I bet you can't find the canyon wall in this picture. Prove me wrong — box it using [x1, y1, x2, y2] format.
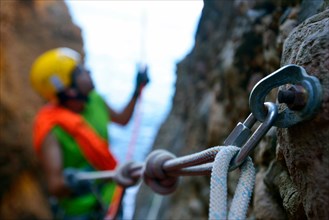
[0, 0, 83, 218]
[134, 0, 329, 219]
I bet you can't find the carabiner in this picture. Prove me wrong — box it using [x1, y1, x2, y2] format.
[249, 64, 322, 128]
[224, 114, 257, 148]
[228, 102, 278, 171]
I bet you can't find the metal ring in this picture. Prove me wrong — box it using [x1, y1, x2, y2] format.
[249, 64, 322, 127]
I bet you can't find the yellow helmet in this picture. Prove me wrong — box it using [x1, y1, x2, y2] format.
[30, 47, 81, 101]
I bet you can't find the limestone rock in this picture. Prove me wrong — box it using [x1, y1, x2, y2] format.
[278, 9, 329, 219]
[134, 1, 329, 219]
[0, 0, 83, 218]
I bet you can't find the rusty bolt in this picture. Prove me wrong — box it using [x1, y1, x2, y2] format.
[277, 85, 308, 110]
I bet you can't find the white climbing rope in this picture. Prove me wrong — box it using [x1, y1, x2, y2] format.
[209, 145, 255, 220]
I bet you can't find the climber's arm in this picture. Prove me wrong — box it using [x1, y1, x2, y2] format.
[39, 133, 70, 197]
[107, 65, 149, 125]
[107, 96, 138, 126]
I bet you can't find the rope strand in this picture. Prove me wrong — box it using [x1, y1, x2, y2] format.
[209, 146, 255, 220]
[163, 147, 221, 172]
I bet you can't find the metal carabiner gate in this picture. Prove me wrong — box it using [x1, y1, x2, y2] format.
[224, 102, 278, 171]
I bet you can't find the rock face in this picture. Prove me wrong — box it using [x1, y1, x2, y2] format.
[277, 9, 329, 219]
[0, 0, 83, 218]
[134, 0, 329, 219]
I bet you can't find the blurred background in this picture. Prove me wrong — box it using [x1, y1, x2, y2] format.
[1, 0, 328, 219]
[65, 1, 202, 218]
[66, 0, 203, 167]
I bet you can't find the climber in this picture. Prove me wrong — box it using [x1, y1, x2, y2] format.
[29, 47, 149, 219]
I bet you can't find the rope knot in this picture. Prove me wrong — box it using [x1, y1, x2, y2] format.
[114, 161, 140, 187]
[143, 149, 179, 195]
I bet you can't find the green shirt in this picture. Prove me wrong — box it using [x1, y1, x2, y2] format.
[52, 91, 116, 216]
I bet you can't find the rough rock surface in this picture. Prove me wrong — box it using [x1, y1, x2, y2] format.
[278, 9, 329, 219]
[134, 0, 329, 219]
[0, 0, 83, 218]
